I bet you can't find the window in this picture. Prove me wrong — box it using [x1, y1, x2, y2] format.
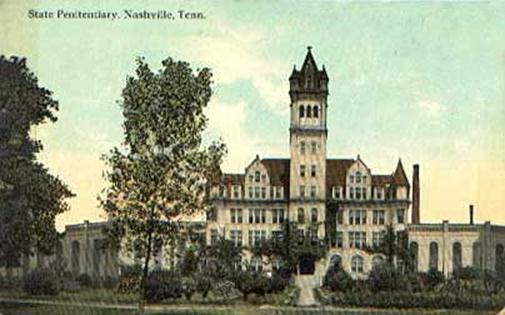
[248, 209, 265, 224]
[272, 230, 283, 240]
[336, 210, 343, 224]
[373, 210, 385, 225]
[299, 105, 305, 118]
[376, 189, 382, 200]
[261, 209, 266, 223]
[372, 231, 385, 247]
[350, 175, 354, 184]
[254, 187, 260, 199]
[300, 165, 306, 177]
[349, 231, 366, 248]
[261, 187, 266, 199]
[311, 141, 317, 154]
[351, 255, 364, 273]
[313, 105, 319, 118]
[297, 208, 305, 223]
[300, 185, 305, 198]
[71, 241, 80, 276]
[472, 242, 482, 269]
[310, 185, 316, 198]
[272, 259, 281, 271]
[336, 232, 343, 248]
[251, 256, 263, 272]
[355, 187, 361, 199]
[311, 208, 318, 223]
[306, 105, 312, 117]
[362, 176, 367, 184]
[349, 210, 367, 225]
[410, 242, 419, 271]
[230, 230, 242, 247]
[311, 165, 316, 177]
[356, 172, 361, 183]
[249, 230, 267, 246]
[362, 188, 367, 200]
[300, 141, 306, 154]
[254, 171, 260, 183]
[496, 244, 505, 275]
[233, 186, 240, 198]
[272, 208, 285, 224]
[249, 174, 253, 182]
[230, 208, 243, 224]
[397, 208, 405, 224]
[349, 187, 354, 199]
[261, 174, 266, 182]
[210, 229, 219, 245]
[430, 242, 439, 271]
[335, 187, 341, 199]
[275, 187, 281, 199]
[453, 242, 462, 271]
[372, 255, 384, 267]
[248, 187, 253, 198]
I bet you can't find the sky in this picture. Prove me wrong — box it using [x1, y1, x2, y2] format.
[1, 0, 504, 231]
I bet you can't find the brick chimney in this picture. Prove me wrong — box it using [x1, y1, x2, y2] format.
[411, 164, 420, 224]
[469, 204, 474, 225]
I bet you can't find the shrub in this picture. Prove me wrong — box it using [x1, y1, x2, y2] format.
[143, 269, 183, 302]
[117, 264, 141, 294]
[268, 273, 289, 293]
[22, 268, 59, 295]
[194, 271, 213, 298]
[453, 266, 482, 280]
[323, 266, 353, 292]
[102, 276, 118, 290]
[181, 277, 196, 300]
[367, 263, 406, 292]
[76, 273, 92, 287]
[422, 268, 445, 289]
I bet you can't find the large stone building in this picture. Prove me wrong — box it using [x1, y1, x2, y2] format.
[3, 48, 505, 283]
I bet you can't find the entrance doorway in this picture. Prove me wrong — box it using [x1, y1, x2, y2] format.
[298, 254, 316, 274]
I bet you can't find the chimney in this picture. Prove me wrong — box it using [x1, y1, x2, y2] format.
[469, 204, 474, 225]
[411, 164, 420, 224]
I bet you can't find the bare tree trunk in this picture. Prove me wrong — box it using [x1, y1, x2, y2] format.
[138, 230, 153, 315]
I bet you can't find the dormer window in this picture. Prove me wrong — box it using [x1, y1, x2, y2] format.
[254, 171, 260, 183]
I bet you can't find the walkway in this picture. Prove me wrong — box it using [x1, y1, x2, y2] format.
[294, 274, 320, 306]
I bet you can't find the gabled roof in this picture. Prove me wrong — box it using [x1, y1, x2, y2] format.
[223, 173, 244, 186]
[393, 159, 410, 188]
[326, 159, 355, 188]
[372, 175, 393, 186]
[261, 158, 290, 192]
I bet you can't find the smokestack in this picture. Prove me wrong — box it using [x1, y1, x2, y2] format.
[469, 204, 474, 225]
[412, 164, 420, 224]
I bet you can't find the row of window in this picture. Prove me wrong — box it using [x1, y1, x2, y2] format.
[246, 186, 283, 199]
[299, 104, 319, 118]
[331, 186, 384, 200]
[349, 172, 367, 184]
[334, 231, 386, 249]
[337, 209, 403, 225]
[300, 141, 318, 155]
[299, 164, 317, 177]
[229, 208, 318, 224]
[230, 208, 285, 224]
[299, 185, 318, 198]
[210, 228, 319, 247]
[330, 254, 384, 274]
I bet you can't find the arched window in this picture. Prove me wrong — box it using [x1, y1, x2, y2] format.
[306, 105, 312, 118]
[93, 238, 102, 277]
[452, 242, 462, 272]
[496, 244, 505, 275]
[71, 240, 80, 276]
[410, 242, 419, 272]
[311, 208, 318, 223]
[473, 242, 482, 269]
[329, 255, 342, 270]
[372, 255, 384, 267]
[313, 105, 319, 118]
[298, 208, 305, 223]
[429, 242, 439, 271]
[299, 105, 305, 118]
[351, 255, 364, 273]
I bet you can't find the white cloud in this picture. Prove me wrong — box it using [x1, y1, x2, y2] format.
[174, 29, 288, 115]
[416, 100, 447, 117]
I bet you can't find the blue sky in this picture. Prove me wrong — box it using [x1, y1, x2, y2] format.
[1, 0, 504, 229]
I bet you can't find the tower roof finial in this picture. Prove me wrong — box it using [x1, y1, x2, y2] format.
[307, 46, 312, 51]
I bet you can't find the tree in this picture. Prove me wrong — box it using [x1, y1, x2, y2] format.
[101, 57, 225, 313]
[367, 224, 411, 272]
[0, 56, 73, 274]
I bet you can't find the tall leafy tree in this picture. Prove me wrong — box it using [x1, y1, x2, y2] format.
[101, 57, 225, 312]
[0, 56, 73, 273]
